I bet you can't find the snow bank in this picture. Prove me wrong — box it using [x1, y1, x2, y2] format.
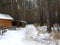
[0, 24, 60, 45]
[37, 26, 47, 33]
[25, 25, 59, 45]
[25, 24, 37, 31]
[25, 25, 38, 39]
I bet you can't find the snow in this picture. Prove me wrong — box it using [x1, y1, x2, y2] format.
[0, 14, 13, 20]
[0, 24, 60, 45]
[25, 25, 38, 39]
[37, 26, 47, 33]
[0, 30, 26, 45]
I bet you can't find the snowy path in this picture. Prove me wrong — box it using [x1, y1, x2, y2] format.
[0, 27, 38, 45]
[0, 25, 46, 45]
[0, 25, 60, 45]
[0, 29, 26, 45]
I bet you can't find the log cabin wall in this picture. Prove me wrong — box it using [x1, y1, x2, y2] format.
[0, 19, 12, 27]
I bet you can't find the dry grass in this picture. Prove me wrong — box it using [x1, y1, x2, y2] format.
[53, 31, 60, 40]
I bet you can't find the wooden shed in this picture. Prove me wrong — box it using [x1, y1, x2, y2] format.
[0, 14, 13, 27]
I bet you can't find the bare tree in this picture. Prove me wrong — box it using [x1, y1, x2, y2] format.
[44, 0, 51, 33]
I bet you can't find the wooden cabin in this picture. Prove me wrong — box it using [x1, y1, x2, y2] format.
[0, 14, 13, 27]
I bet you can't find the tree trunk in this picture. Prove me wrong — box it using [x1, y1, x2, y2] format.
[45, 0, 51, 33]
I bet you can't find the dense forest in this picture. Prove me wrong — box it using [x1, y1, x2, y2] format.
[0, 0, 60, 32]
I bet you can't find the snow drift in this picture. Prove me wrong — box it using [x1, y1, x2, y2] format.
[0, 24, 60, 45]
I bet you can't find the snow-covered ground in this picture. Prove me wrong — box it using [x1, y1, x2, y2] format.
[0, 24, 60, 45]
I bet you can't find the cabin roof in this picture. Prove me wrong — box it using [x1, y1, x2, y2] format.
[0, 14, 13, 20]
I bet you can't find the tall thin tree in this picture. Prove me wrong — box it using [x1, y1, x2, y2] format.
[45, 0, 51, 33]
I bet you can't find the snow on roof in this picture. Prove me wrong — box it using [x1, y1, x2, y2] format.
[0, 14, 13, 20]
